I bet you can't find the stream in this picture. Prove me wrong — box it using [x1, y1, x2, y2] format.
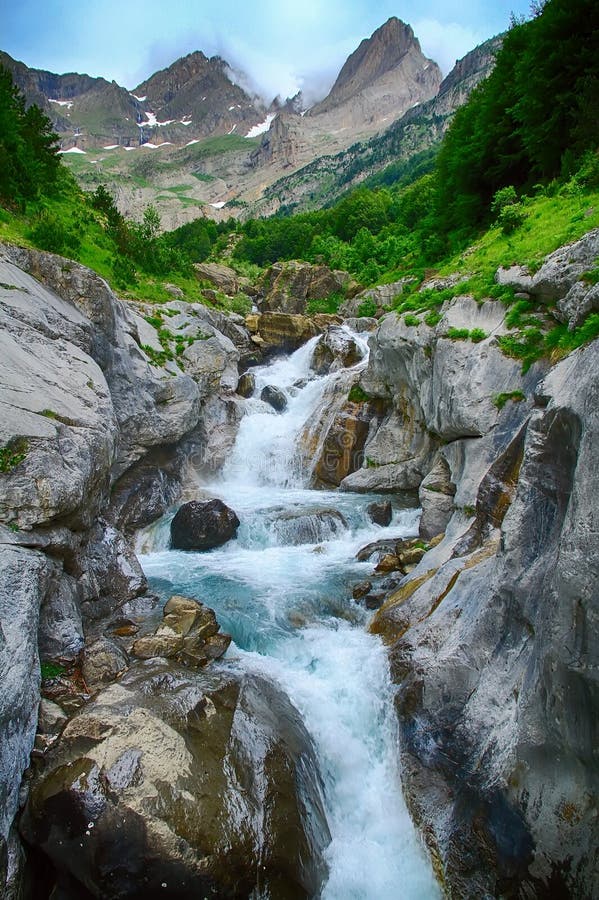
[138, 332, 440, 899]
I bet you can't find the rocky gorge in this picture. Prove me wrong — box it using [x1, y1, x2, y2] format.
[0, 228, 598, 898]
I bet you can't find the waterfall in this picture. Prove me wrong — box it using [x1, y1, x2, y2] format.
[139, 332, 440, 899]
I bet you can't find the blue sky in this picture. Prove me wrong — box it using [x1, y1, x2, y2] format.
[4, 0, 532, 100]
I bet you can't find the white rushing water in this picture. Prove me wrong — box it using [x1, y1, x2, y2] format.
[139, 331, 440, 899]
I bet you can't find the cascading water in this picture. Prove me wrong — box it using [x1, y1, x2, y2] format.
[139, 329, 440, 899]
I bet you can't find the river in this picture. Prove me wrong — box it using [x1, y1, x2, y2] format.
[138, 332, 440, 899]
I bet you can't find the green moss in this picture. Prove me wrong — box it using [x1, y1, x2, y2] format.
[40, 661, 65, 680]
[492, 390, 526, 410]
[0, 440, 28, 473]
[348, 384, 370, 403]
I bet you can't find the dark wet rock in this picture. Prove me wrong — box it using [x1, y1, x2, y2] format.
[366, 500, 393, 526]
[271, 508, 348, 545]
[261, 384, 288, 412]
[81, 637, 129, 691]
[352, 580, 372, 600]
[170, 499, 240, 551]
[236, 371, 256, 398]
[356, 538, 402, 563]
[21, 663, 331, 899]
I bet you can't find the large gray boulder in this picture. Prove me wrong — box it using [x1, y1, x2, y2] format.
[20, 663, 331, 899]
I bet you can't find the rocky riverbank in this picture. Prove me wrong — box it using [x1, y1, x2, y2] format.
[0, 234, 597, 898]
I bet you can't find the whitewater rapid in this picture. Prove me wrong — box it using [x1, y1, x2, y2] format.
[139, 330, 440, 899]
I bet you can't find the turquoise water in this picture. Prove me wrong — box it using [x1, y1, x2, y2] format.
[139, 334, 440, 899]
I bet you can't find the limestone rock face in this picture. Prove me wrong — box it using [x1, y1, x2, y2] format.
[369, 339, 599, 897]
[496, 228, 599, 328]
[170, 499, 240, 551]
[341, 297, 524, 494]
[418, 453, 455, 541]
[309, 17, 441, 127]
[260, 261, 353, 315]
[0, 546, 53, 856]
[0, 243, 248, 889]
[256, 312, 319, 353]
[21, 663, 331, 899]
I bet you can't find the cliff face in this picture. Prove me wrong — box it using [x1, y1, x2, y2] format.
[0, 244, 248, 893]
[310, 17, 441, 118]
[332, 231, 599, 897]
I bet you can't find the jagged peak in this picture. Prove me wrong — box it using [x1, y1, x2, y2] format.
[310, 17, 440, 116]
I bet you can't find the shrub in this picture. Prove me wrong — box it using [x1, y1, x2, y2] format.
[306, 291, 344, 315]
[424, 310, 442, 327]
[357, 297, 378, 318]
[498, 202, 526, 234]
[446, 327, 470, 340]
[404, 313, 420, 327]
[348, 384, 370, 403]
[493, 390, 526, 409]
[470, 328, 487, 342]
[30, 212, 81, 256]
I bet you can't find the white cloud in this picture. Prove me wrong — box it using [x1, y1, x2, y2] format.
[413, 18, 488, 74]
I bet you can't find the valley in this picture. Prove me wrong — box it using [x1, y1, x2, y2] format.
[0, 2, 598, 897]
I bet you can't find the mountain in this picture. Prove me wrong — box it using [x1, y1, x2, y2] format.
[133, 52, 266, 144]
[0, 22, 495, 227]
[249, 18, 442, 185]
[253, 36, 501, 216]
[310, 17, 441, 120]
[0, 49, 266, 148]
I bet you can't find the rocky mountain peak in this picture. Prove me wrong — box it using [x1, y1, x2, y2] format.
[311, 17, 438, 115]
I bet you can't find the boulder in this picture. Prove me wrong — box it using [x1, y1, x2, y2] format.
[366, 500, 393, 526]
[194, 261, 239, 295]
[182, 333, 239, 395]
[170, 499, 240, 551]
[21, 663, 331, 899]
[261, 384, 288, 412]
[81, 637, 129, 691]
[256, 312, 319, 354]
[311, 326, 364, 375]
[236, 371, 255, 398]
[131, 595, 230, 668]
[271, 508, 348, 545]
[352, 580, 372, 600]
[260, 261, 353, 315]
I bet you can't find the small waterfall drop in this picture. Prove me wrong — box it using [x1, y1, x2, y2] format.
[139, 330, 440, 899]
